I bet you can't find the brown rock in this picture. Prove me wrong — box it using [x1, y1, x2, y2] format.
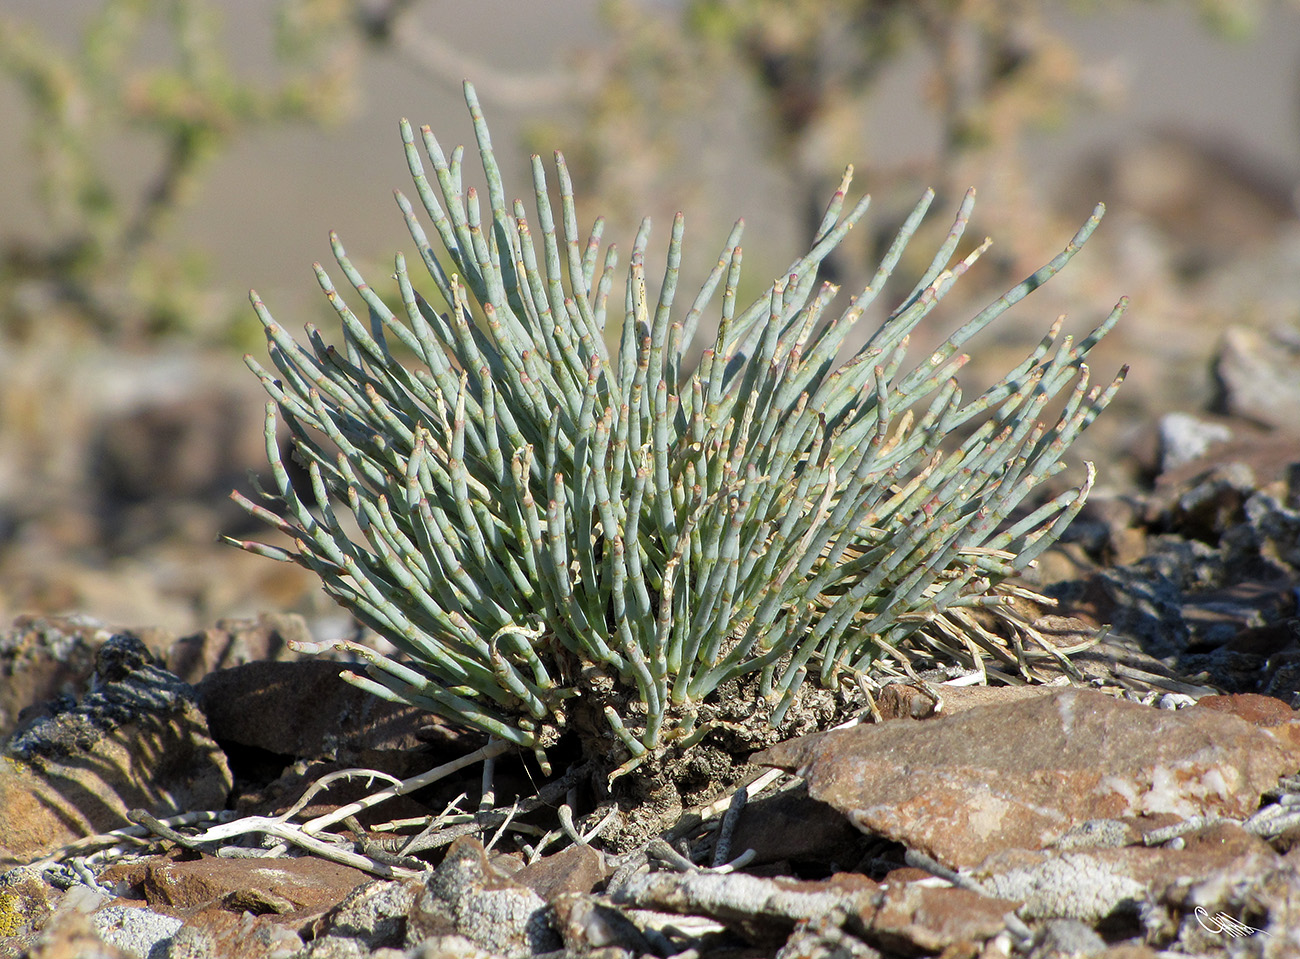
[164, 613, 311, 686]
[757, 687, 1300, 870]
[513, 843, 606, 900]
[195, 659, 432, 764]
[727, 781, 868, 868]
[129, 854, 368, 918]
[1177, 820, 1276, 862]
[861, 880, 1018, 954]
[1193, 692, 1296, 727]
[0, 616, 114, 738]
[879, 866, 931, 885]
[1225, 619, 1300, 658]
[1155, 821, 1287, 914]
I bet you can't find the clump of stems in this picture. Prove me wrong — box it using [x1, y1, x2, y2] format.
[229, 81, 1125, 779]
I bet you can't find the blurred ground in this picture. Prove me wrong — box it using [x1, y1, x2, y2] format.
[1, 1, 1298, 637]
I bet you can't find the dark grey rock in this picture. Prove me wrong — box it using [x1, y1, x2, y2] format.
[4, 634, 194, 763]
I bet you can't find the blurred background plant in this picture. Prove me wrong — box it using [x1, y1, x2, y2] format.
[0, 0, 1297, 638]
[0, 0, 371, 345]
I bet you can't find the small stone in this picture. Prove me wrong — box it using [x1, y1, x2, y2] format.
[876, 682, 1060, 721]
[160, 924, 221, 959]
[309, 877, 418, 950]
[1157, 413, 1232, 474]
[549, 892, 656, 955]
[20, 903, 130, 959]
[163, 908, 306, 959]
[512, 843, 606, 900]
[860, 880, 1017, 954]
[1215, 326, 1300, 430]
[1051, 818, 1140, 850]
[407, 837, 557, 956]
[1026, 918, 1107, 958]
[296, 931, 371, 958]
[1176, 463, 1259, 540]
[404, 933, 506, 958]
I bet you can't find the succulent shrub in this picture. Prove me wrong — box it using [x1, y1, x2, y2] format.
[229, 81, 1125, 785]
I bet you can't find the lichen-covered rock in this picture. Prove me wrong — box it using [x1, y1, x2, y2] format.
[0, 864, 57, 941]
[90, 905, 183, 959]
[0, 634, 230, 866]
[309, 876, 419, 951]
[407, 837, 558, 957]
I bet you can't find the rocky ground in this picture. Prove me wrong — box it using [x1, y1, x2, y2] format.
[2, 137, 1300, 957]
[2, 379, 1300, 957]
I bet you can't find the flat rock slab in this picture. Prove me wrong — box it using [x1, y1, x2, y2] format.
[974, 821, 1283, 922]
[105, 852, 370, 918]
[757, 687, 1300, 869]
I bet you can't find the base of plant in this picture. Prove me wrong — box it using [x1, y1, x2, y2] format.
[563, 673, 869, 853]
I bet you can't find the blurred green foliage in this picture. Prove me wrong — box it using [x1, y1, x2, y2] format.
[0, 0, 362, 344]
[0, 0, 1284, 347]
[556, 0, 1292, 281]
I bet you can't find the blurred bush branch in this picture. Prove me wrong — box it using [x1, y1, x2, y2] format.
[0, 0, 365, 343]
